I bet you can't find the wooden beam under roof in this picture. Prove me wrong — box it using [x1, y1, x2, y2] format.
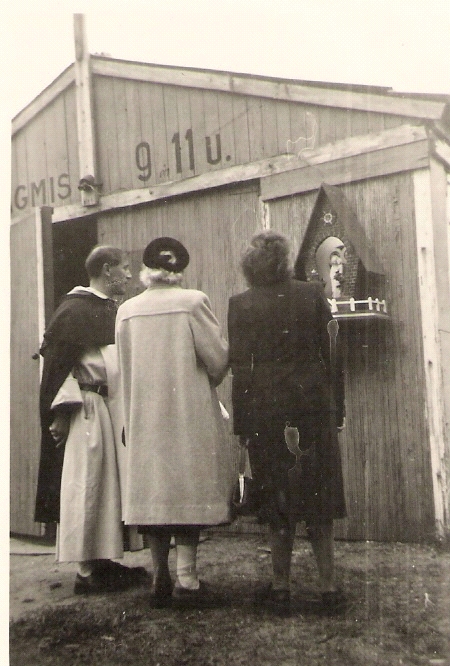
[92, 56, 447, 120]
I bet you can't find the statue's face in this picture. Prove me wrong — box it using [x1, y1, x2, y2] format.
[315, 237, 347, 298]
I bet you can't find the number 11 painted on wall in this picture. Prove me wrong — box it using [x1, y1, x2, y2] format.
[171, 129, 222, 173]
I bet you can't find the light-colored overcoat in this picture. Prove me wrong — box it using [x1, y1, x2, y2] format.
[116, 285, 233, 526]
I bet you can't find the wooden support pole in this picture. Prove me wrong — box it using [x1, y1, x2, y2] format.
[74, 14, 98, 206]
[413, 167, 450, 540]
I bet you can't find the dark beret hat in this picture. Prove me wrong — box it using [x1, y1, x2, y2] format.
[142, 237, 190, 272]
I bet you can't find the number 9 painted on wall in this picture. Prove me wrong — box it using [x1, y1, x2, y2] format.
[135, 142, 152, 182]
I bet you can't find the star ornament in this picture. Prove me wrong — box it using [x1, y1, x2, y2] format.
[322, 212, 334, 225]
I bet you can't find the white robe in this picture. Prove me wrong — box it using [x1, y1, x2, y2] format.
[55, 346, 124, 562]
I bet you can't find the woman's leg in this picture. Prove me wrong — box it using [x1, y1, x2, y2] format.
[174, 527, 201, 590]
[249, 429, 296, 593]
[269, 524, 295, 590]
[146, 527, 172, 592]
[307, 521, 336, 592]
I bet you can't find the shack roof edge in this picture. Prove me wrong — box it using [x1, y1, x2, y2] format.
[12, 55, 450, 137]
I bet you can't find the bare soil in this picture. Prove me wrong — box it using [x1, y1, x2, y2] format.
[10, 532, 450, 665]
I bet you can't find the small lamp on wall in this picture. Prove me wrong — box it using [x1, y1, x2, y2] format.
[78, 174, 102, 207]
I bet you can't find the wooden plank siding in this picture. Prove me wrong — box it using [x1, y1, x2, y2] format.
[113, 78, 136, 192]
[11, 71, 424, 218]
[146, 83, 170, 184]
[90, 57, 447, 120]
[189, 89, 208, 177]
[269, 173, 435, 542]
[202, 90, 222, 172]
[92, 76, 121, 194]
[413, 165, 450, 537]
[11, 85, 79, 217]
[10, 214, 44, 536]
[63, 86, 80, 199]
[87, 77, 423, 192]
[341, 175, 434, 542]
[20, 110, 48, 209]
[43, 94, 71, 205]
[217, 92, 237, 171]
[260, 140, 429, 201]
[11, 129, 29, 214]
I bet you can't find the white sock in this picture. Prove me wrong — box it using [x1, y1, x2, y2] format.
[78, 561, 94, 577]
[175, 543, 199, 590]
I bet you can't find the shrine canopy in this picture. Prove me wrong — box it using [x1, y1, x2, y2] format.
[295, 183, 389, 322]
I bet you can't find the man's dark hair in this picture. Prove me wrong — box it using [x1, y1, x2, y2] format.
[85, 245, 123, 278]
[241, 230, 291, 286]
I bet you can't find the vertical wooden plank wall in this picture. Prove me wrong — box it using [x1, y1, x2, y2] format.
[11, 73, 424, 220]
[413, 164, 450, 538]
[202, 90, 222, 171]
[93, 76, 120, 194]
[112, 78, 136, 191]
[11, 86, 79, 217]
[11, 130, 28, 213]
[62, 86, 81, 193]
[97, 180, 260, 328]
[10, 215, 43, 536]
[342, 174, 434, 541]
[90, 77, 415, 198]
[269, 173, 434, 542]
[217, 91, 237, 168]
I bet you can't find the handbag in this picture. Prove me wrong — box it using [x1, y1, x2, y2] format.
[231, 444, 258, 517]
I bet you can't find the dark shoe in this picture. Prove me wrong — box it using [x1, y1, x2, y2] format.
[74, 573, 113, 595]
[254, 583, 291, 615]
[150, 577, 173, 607]
[172, 580, 210, 605]
[321, 589, 347, 616]
[95, 560, 150, 587]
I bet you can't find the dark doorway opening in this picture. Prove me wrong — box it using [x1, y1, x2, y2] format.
[52, 217, 98, 307]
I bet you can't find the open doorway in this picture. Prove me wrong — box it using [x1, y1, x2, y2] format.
[52, 217, 98, 307]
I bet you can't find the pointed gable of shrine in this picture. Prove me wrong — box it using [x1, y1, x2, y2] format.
[295, 183, 389, 320]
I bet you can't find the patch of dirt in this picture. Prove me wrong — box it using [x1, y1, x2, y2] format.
[9, 541, 151, 622]
[10, 533, 450, 666]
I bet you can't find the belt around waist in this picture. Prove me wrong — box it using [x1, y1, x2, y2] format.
[79, 383, 108, 397]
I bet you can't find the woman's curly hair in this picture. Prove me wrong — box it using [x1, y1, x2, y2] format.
[140, 266, 183, 287]
[241, 230, 292, 286]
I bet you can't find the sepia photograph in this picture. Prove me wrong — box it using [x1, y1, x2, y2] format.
[6, 1, 450, 664]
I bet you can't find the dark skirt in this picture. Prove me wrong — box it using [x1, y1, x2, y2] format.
[246, 412, 346, 529]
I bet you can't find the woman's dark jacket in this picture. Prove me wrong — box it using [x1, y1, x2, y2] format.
[228, 278, 344, 435]
[34, 291, 117, 524]
[228, 278, 346, 522]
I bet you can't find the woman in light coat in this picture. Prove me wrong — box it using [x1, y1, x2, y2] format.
[116, 237, 233, 603]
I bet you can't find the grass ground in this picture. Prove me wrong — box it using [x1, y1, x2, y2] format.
[10, 533, 450, 665]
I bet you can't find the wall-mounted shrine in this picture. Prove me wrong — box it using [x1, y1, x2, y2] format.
[295, 183, 389, 323]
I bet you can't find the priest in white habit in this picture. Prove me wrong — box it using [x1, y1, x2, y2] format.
[35, 245, 147, 594]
